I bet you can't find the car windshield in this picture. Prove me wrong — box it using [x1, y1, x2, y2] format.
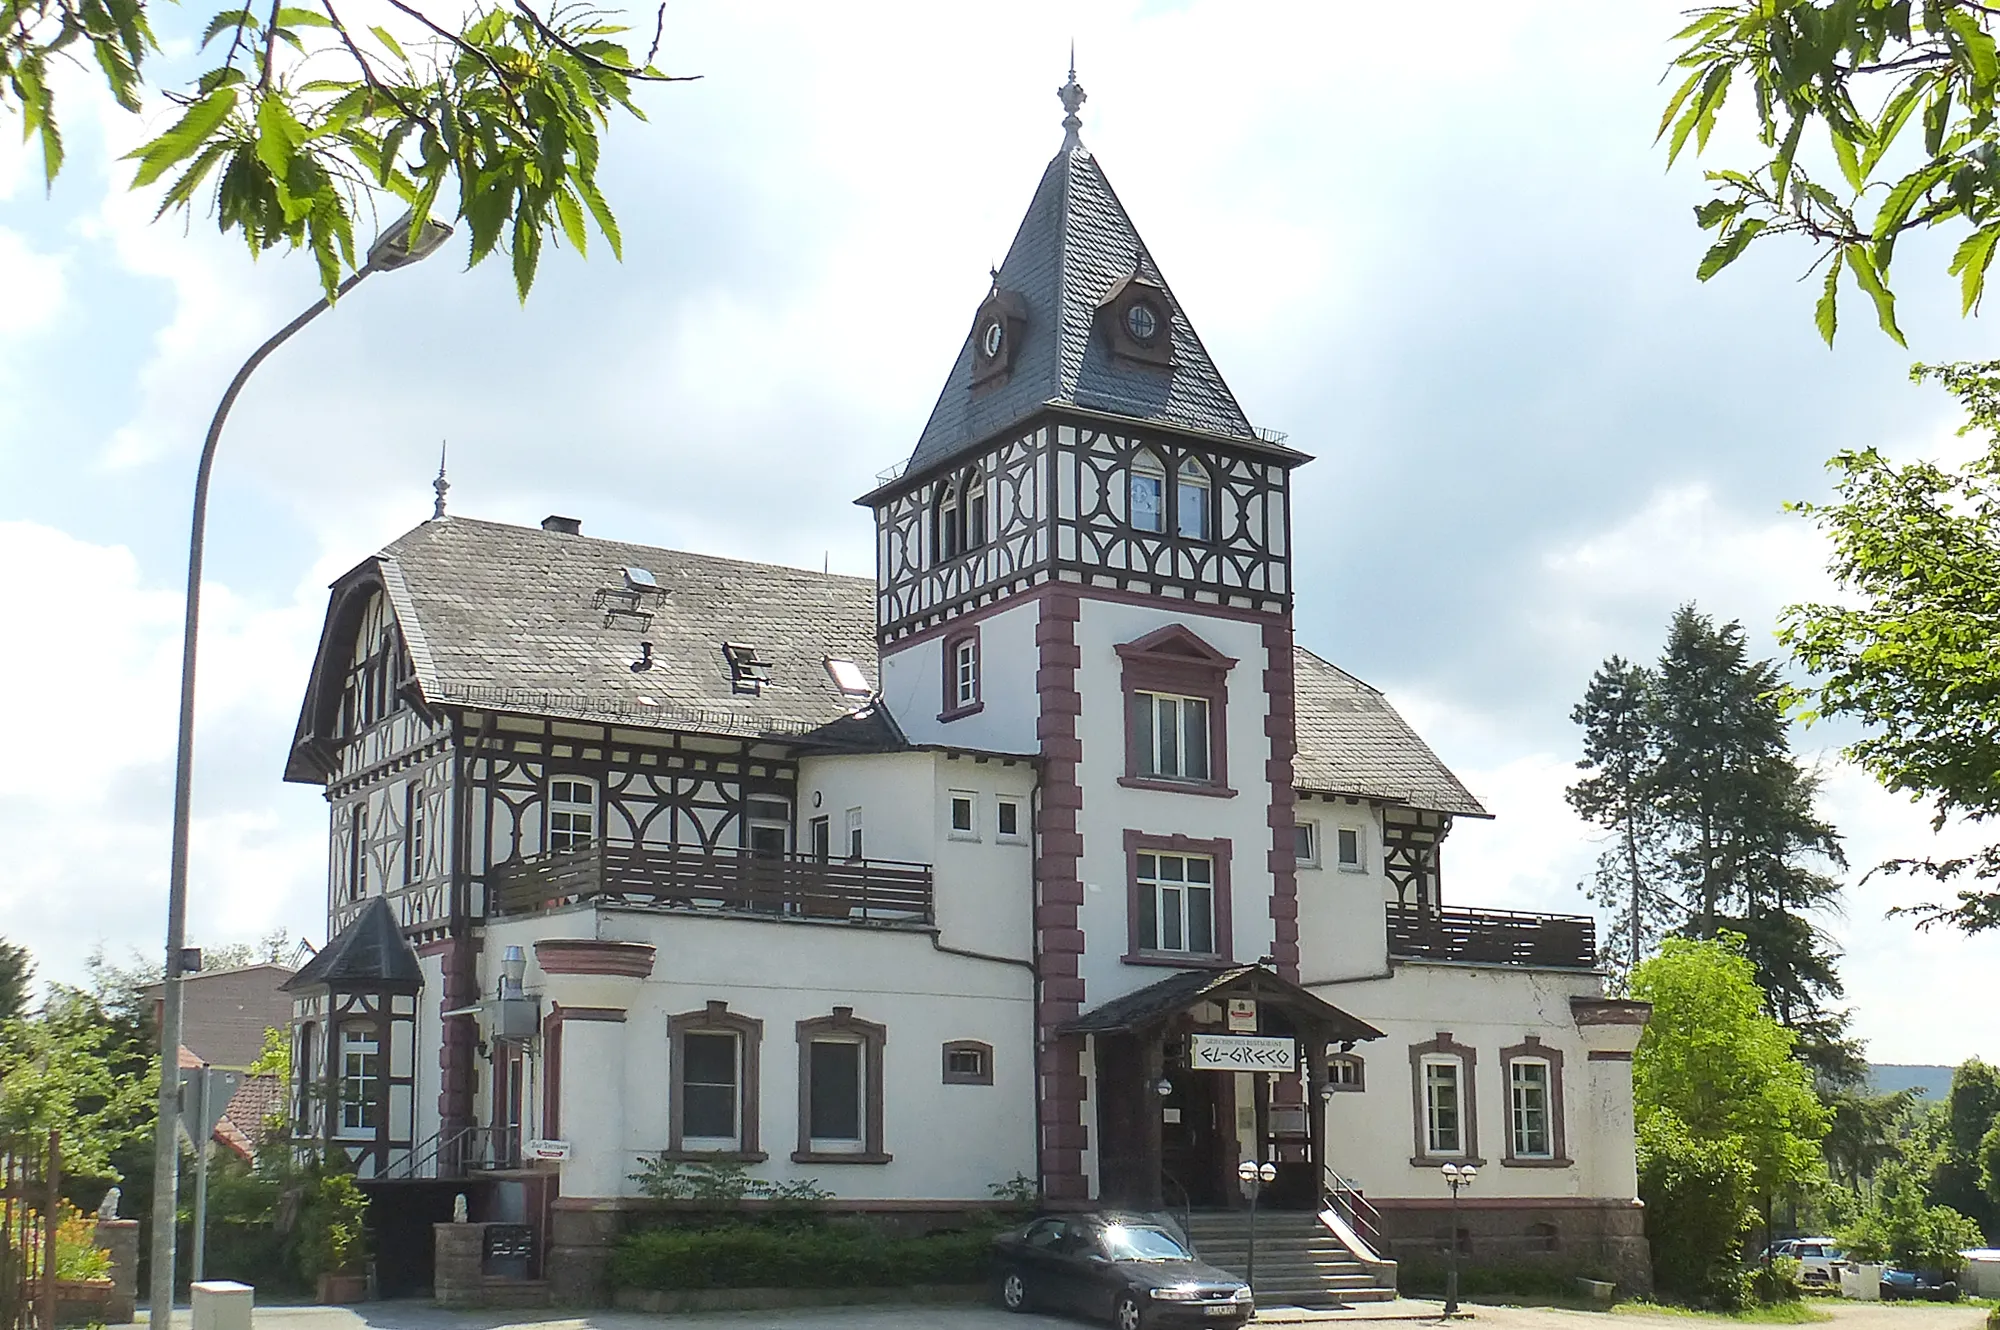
[1100, 1224, 1191, 1262]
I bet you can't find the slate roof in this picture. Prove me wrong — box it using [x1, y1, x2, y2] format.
[1063, 964, 1383, 1043]
[905, 140, 1259, 479]
[292, 517, 902, 770]
[283, 897, 423, 992]
[1292, 647, 1490, 818]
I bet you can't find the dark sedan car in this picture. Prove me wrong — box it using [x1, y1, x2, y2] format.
[993, 1212, 1253, 1329]
[1879, 1267, 1960, 1301]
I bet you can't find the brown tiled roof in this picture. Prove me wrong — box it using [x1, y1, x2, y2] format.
[1292, 647, 1489, 818]
[215, 1075, 286, 1162]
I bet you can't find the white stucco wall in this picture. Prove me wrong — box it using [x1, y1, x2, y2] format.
[1309, 962, 1636, 1203]
[479, 907, 1037, 1202]
[1070, 599, 1277, 1009]
[880, 598, 1042, 755]
[1293, 796, 1392, 983]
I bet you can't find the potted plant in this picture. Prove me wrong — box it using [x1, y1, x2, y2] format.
[299, 1170, 371, 1303]
[49, 1206, 115, 1326]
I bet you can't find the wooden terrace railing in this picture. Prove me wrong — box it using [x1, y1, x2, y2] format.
[1385, 902, 1596, 970]
[487, 842, 935, 926]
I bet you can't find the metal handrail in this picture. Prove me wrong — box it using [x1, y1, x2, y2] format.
[387, 1125, 518, 1180]
[1160, 1169, 1193, 1250]
[1322, 1163, 1382, 1255]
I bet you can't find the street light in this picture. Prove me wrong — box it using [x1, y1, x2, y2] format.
[1440, 1162, 1478, 1316]
[1236, 1157, 1278, 1301]
[147, 210, 453, 1327]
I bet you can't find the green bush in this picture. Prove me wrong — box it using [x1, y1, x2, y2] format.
[1838, 1164, 1985, 1274]
[608, 1220, 998, 1290]
[627, 1156, 831, 1208]
[1747, 1256, 1804, 1304]
[1638, 1109, 1756, 1306]
[1396, 1260, 1607, 1299]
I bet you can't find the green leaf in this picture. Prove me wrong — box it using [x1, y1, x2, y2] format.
[199, 9, 258, 47]
[554, 184, 587, 254]
[575, 173, 621, 260]
[1948, 223, 2000, 315]
[1830, 124, 1864, 193]
[127, 88, 237, 187]
[1816, 251, 1843, 347]
[1944, 8, 1999, 87]
[272, 7, 332, 27]
[1696, 218, 1766, 281]
[368, 25, 406, 61]
[253, 93, 304, 186]
[1772, 118, 1805, 207]
[1844, 245, 1906, 346]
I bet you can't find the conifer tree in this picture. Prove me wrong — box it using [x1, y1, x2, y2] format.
[1567, 658, 1678, 978]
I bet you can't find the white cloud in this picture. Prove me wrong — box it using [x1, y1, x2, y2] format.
[0, 522, 326, 992]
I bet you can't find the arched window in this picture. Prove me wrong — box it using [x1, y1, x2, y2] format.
[548, 776, 597, 852]
[1176, 457, 1210, 540]
[1130, 450, 1166, 533]
[933, 469, 986, 562]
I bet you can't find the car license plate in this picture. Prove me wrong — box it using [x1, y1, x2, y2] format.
[1204, 1306, 1235, 1317]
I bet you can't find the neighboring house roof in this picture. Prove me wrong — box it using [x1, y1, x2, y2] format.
[143, 963, 296, 1071]
[1291, 647, 1490, 818]
[288, 517, 902, 779]
[213, 1075, 286, 1163]
[283, 897, 423, 992]
[903, 137, 1265, 481]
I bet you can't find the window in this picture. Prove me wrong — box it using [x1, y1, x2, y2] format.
[1502, 1037, 1567, 1166]
[668, 1002, 763, 1159]
[1132, 691, 1211, 781]
[347, 804, 369, 900]
[1423, 1058, 1462, 1156]
[1294, 821, 1319, 868]
[948, 791, 977, 840]
[1510, 1060, 1551, 1159]
[1327, 1053, 1365, 1091]
[845, 808, 863, 861]
[747, 796, 790, 857]
[1130, 451, 1166, 532]
[405, 784, 426, 885]
[681, 1032, 740, 1144]
[1176, 458, 1210, 540]
[942, 1040, 993, 1085]
[548, 777, 596, 852]
[1410, 1034, 1480, 1164]
[996, 797, 1024, 842]
[1135, 851, 1216, 956]
[722, 642, 772, 694]
[338, 1028, 381, 1136]
[809, 816, 830, 862]
[935, 470, 986, 560]
[294, 1023, 317, 1131]
[794, 1008, 889, 1163]
[1336, 826, 1364, 872]
[941, 629, 981, 719]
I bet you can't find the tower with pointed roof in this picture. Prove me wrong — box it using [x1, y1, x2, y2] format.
[864, 68, 1312, 1203]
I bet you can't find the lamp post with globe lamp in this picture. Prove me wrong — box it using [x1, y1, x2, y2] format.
[1441, 1162, 1477, 1315]
[1237, 1157, 1278, 1300]
[147, 211, 453, 1326]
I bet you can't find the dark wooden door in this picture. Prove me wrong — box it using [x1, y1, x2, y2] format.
[1160, 1067, 1231, 1208]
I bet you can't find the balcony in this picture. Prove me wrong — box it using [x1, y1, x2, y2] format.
[487, 842, 934, 926]
[1385, 902, 1597, 970]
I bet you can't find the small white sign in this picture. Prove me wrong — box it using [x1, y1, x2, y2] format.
[1190, 1034, 1297, 1073]
[526, 1138, 570, 1161]
[1226, 999, 1258, 1033]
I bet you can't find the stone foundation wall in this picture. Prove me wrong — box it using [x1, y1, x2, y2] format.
[94, 1219, 139, 1324]
[1373, 1199, 1651, 1295]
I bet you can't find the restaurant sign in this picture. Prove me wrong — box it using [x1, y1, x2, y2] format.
[1189, 1033, 1297, 1073]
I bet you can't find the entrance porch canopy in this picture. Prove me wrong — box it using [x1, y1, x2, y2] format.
[1061, 964, 1384, 1045]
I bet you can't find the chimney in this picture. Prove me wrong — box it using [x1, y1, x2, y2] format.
[541, 515, 581, 535]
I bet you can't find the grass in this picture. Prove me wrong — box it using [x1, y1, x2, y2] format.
[1610, 1301, 1833, 1324]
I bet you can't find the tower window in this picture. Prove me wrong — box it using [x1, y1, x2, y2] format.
[940, 628, 981, 720]
[1130, 452, 1166, 533]
[1176, 458, 1210, 540]
[1132, 691, 1211, 782]
[1337, 826, 1364, 871]
[1134, 851, 1217, 956]
[934, 470, 987, 561]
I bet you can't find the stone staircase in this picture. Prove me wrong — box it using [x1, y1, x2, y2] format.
[1182, 1210, 1398, 1310]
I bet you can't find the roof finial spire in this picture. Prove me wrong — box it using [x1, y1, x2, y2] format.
[432, 441, 450, 520]
[1058, 48, 1086, 150]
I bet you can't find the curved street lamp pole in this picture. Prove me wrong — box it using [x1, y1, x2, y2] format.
[147, 216, 452, 1326]
[1236, 1155, 1277, 1303]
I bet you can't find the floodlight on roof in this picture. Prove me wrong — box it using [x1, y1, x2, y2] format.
[825, 658, 871, 697]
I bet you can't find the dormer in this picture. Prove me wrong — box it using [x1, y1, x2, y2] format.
[1097, 268, 1174, 369]
[969, 286, 1028, 390]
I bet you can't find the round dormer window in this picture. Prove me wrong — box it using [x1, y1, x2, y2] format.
[982, 320, 1005, 359]
[1124, 301, 1160, 344]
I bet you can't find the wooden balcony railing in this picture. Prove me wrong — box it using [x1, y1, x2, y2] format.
[1385, 902, 1597, 970]
[486, 842, 934, 925]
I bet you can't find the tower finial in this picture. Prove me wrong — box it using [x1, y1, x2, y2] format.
[1058, 51, 1086, 150]
[432, 441, 450, 520]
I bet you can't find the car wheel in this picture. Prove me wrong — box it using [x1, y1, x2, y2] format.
[1879, 1285, 1895, 1301]
[1942, 1283, 1959, 1302]
[999, 1270, 1029, 1313]
[1114, 1289, 1145, 1330]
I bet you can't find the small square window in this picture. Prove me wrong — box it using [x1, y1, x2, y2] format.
[1336, 826, 1363, 872]
[996, 797, 1024, 842]
[1327, 1054, 1364, 1091]
[948, 792, 977, 839]
[1294, 821, 1319, 868]
[943, 1040, 993, 1085]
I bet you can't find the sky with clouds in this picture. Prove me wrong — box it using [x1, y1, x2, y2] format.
[1, 0, 1993, 1065]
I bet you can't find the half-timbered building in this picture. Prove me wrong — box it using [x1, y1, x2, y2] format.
[285, 71, 1651, 1304]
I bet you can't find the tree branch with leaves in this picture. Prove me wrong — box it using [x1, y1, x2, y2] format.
[1663, 0, 2000, 344]
[1, 0, 694, 298]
